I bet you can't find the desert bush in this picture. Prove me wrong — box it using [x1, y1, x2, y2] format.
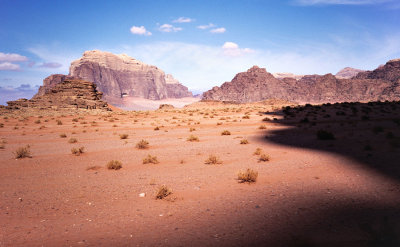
[204, 155, 222, 165]
[0, 123, 3, 128]
[221, 130, 231, 135]
[254, 148, 262, 155]
[106, 160, 122, 170]
[34, 120, 41, 124]
[189, 127, 196, 132]
[237, 169, 258, 183]
[258, 125, 266, 129]
[187, 135, 199, 142]
[72, 118, 78, 122]
[119, 134, 129, 139]
[154, 126, 160, 131]
[317, 130, 335, 140]
[68, 138, 78, 143]
[14, 145, 32, 159]
[143, 154, 159, 164]
[56, 120, 62, 125]
[242, 115, 250, 119]
[259, 153, 270, 162]
[136, 139, 149, 149]
[155, 185, 172, 199]
[240, 139, 249, 144]
[71, 147, 85, 156]
[60, 133, 67, 138]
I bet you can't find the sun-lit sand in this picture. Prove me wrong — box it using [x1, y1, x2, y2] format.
[1, 101, 400, 246]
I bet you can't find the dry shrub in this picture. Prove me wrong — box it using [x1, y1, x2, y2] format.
[72, 118, 78, 122]
[68, 138, 78, 143]
[154, 126, 160, 131]
[237, 169, 258, 183]
[136, 139, 149, 149]
[204, 155, 222, 165]
[60, 133, 67, 138]
[221, 130, 231, 135]
[240, 139, 249, 144]
[106, 160, 122, 170]
[143, 154, 159, 164]
[155, 185, 172, 199]
[254, 148, 262, 155]
[34, 120, 41, 124]
[71, 147, 85, 156]
[189, 127, 196, 132]
[119, 134, 129, 139]
[259, 153, 270, 162]
[56, 120, 62, 125]
[242, 115, 250, 119]
[14, 145, 32, 159]
[258, 125, 267, 129]
[187, 135, 199, 142]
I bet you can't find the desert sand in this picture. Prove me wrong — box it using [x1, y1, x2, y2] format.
[1, 101, 400, 246]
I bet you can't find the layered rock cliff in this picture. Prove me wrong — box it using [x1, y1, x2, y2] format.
[69, 50, 192, 100]
[335, 67, 364, 79]
[202, 59, 400, 104]
[7, 79, 109, 110]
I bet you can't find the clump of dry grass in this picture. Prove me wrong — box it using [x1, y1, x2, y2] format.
[119, 134, 129, 139]
[14, 145, 32, 159]
[258, 125, 266, 129]
[155, 185, 172, 199]
[56, 120, 62, 125]
[68, 138, 78, 143]
[253, 148, 262, 155]
[187, 135, 199, 142]
[60, 133, 67, 138]
[143, 154, 159, 164]
[204, 155, 222, 165]
[72, 118, 78, 122]
[34, 120, 41, 124]
[259, 153, 270, 162]
[154, 126, 160, 131]
[106, 160, 122, 170]
[189, 127, 196, 132]
[237, 169, 258, 183]
[242, 115, 250, 119]
[71, 147, 85, 156]
[240, 139, 249, 144]
[136, 139, 149, 149]
[221, 130, 231, 135]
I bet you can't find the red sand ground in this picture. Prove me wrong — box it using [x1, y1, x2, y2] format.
[1, 102, 400, 246]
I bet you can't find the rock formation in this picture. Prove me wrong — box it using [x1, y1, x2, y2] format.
[273, 72, 303, 80]
[202, 59, 400, 104]
[335, 67, 364, 79]
[34, 74, 79, 97]
[7, 79, 109, 110]
[69, 50, 192, 100]
[165, 74, 193, 98]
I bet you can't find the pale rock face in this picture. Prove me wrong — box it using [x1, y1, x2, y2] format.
[335, 67, 364, 79]
[164, 74, 193, 98]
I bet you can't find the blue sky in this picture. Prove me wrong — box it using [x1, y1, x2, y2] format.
[1, 0, 400, 104]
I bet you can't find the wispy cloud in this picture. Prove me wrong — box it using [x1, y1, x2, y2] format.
[0, 84, 38, 105]
[294, 0, 393, 5]
[172, 17, 194, 23]
[39, 62, 62, 68]
[130, 25, 152, 36]
[0, 62, 21, 71]
[210, 27, 226, 34]
[159, 24, 182, 33]
[0, 52, 28, 62]
[222, 42, 253, 56]
[197, 23, 215, 30]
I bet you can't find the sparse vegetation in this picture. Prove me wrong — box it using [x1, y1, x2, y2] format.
[154, 126, 160, 131]
[143, 154, 159, 164]
[259, 153, 270, 162]
[68, 138, 78, 143]
[187, 135, 199, 142]
[240, 139, 249, 144]
[317, 130, 335, 140]
[254, 148, 262, 155]
[136, 139, 149, 149]
[119, 134, 129, 139]
[106, 160, 122, 170]
[204, 155, 223, 165]
[258, 125, 266, 129]
[56, 120, 62, 125]
[34, 120, 41, 124]
[71, 147, 85, 156]
[155, 185, 172, 199]
[60, 133, 67, 138]
[221, 130, 231, 135]
[237, 169, 258, 183]
[14, 145, 32, 159]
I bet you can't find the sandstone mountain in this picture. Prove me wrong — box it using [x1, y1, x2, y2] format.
[202, 59, 400, 104]
[69, 50, 192, 100]
[7, 79, 109, 111]
[335, 67, 364, 79]
[34, 74, 78, 97]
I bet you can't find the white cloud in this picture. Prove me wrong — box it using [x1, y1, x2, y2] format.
[210, 27, 226, 33]
[130, 26, 152, 36]
[294, 0, 393, 5]
[0, 52, 28, 62]
[0, 62, 21, 71]
[172, 17, 193, 23]
[197, 23, 215, 29]
[159, 24, 182, 33]
[222, 42, 254, 56]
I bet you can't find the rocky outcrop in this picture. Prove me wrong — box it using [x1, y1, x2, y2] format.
[273, 72, 303, 80]
[34, 74, 79, 97]
[335, 67, 364, 79]
[165, 74, 193, 98]
[69, 50, 192, 100]
[7, 79, 109, 110]
[202, 59, 400, 104]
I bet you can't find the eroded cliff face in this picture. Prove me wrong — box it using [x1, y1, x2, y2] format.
[68, 50, 192, 100]
[202, 59, 400, 104]
[335, 67, 364, 79]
